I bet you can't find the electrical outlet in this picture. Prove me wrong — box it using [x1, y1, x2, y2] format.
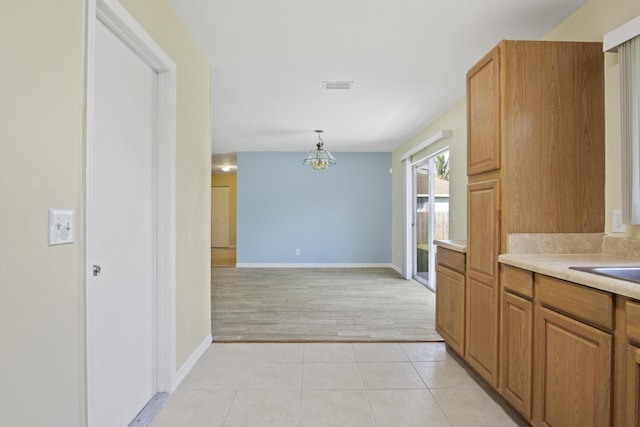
[295, 248, 301, 256]
[613, 209, 625, 233]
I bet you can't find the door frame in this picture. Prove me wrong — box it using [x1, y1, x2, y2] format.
[85, 0, 177, 408]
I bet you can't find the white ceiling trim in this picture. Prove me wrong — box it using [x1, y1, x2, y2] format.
[604, 16, 640, 52]
[399, 130, 452, 162]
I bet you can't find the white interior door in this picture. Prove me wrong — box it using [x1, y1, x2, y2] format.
[211, 186, 229, 247]
[87, 18, 157, 427]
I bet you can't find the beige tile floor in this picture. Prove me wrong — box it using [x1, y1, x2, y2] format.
[150, 342, 528, 427]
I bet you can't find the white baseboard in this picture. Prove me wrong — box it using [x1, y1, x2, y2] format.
[174, 333, 212, 388]
[390, 264, 402, 274]
[235, 263, 395, 269]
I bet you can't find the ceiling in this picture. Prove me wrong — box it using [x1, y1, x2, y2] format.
[168, 0, 589, 172]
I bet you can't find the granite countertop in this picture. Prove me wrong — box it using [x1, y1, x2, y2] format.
[433, 239, 467, 253]
[499, 253, 640, 300]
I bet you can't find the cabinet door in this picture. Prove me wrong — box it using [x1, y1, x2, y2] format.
[436, 265, 465, 355]
[502, 292, 532, 419]
[466, 276, 499, 387]
[466, 179, 500, 388]
[467, 179, 500, 285]
[467, 45, 501, 175]
[534, 306, 612, 427]
[626, 344, 640, 427]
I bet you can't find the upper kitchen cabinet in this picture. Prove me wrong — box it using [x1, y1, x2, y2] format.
[467, 46, 501, 175]
[465, 40, 605, 391]
[467, 39, 605, 245]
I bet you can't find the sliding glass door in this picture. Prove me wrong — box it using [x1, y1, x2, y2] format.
[413, 150, 449, 290]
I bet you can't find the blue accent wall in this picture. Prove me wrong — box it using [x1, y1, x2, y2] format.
[237, 152, 392, 264]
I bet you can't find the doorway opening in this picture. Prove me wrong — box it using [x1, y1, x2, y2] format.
[211, 186, 230, 247]
[413, 150, 450, 290]
[211, 172, 237, 267]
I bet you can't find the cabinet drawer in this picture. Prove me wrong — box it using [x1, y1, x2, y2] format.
[437, 247, 465, 274]
[537, 275, 613, 331]
[502, 265, 533, 299]
[626, 300, 640, 343]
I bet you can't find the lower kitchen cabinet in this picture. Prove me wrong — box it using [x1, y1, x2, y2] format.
[501, 265, 534, 420]
[626, 344, 640, 427]
[501, 291, 532, 419]
[623, 299, 640, 426]
[466, 276, 500, 388]
[534, 306, 612, 427]
[435, 247, 466, 356]
[436, 264, 465, 355]
[444, 257, 628, 426]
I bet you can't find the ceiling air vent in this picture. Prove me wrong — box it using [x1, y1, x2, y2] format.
[322, 81, 354, 90]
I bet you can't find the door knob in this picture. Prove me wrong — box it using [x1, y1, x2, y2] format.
[93, 265, 102, 277]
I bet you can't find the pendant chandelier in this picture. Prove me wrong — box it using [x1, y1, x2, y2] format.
[303, 130, 336, 170]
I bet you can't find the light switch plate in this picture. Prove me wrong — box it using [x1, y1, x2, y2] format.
[49, 209, 75, 245]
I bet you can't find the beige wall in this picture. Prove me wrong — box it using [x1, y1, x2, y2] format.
[0, 1, 211, 425]
[0, 1, 85, 426]
[541, 0, 640, 238]
[391, 0, 640, 269]
[120, 0, 213, 369]
[212, 174, 238, 246]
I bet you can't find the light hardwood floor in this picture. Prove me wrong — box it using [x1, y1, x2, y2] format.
[211, 267, 441, 342]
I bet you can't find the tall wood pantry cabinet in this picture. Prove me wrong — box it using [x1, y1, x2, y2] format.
[465, 40, 605, 389]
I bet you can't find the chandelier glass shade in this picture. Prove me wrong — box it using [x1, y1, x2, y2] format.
[303, 130, 336, 170]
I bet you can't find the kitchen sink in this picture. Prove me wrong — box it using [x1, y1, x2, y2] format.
[569, 266, 640, 284]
